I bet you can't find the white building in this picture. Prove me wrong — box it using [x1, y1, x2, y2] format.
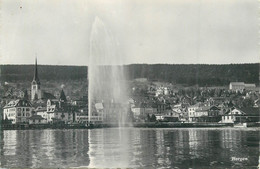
[187, 103, 200, 122]
[3, 99, 33, 124]
[229, 82, 256, 92]
[155, 86, 171, 96]
[220, 107, 245, 123]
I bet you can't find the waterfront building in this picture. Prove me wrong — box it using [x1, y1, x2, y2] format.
[28, 115, 47, 124]
[239, 107, 260, 122]
[45, 90, 74, 123]
[75, 112, 88, 123]
[188, 103, 201, 122]
[3, 99, 33, 124]
[220, 107, 260, 123]
[131, 102, 157, 120]
[154, 113, 179, 122]
[189, 106, 221, 122]
[35, 107, 48, 122]
[220, 107, 245, 123]
[156, 101, 166, 114]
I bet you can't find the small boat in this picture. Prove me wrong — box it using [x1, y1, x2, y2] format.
[234, 123, 247, 128]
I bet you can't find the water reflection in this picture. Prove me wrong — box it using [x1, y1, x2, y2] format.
[0, 128, 259, 168]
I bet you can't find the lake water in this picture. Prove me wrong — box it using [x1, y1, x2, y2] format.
[0, 128, 259, 168]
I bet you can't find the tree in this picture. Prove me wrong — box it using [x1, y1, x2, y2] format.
[242, 98, 254, 107]
[146, 114, 151, 122]
[150, 114, 156, 122]
[24, 89, 29, 100]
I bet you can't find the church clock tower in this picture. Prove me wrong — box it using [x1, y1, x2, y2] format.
[31, 58, 42, 101]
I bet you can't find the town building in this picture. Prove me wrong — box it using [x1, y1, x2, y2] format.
[220, 107, 245, 123]
[220, 107, 259, 123]
[131, 102, 157, 121]
[3, 99, 33, 124]
[155, 86, 171, 96]
[154, 113, 179, 122]
[35, 107, 48, 122]
[28, 115, 47, 124]
[189, 106, 221, 122]
[244, 84, 256, 91]
[45, 90, 76, 123]
[188, 103, 201, 122]
[229, 82, 256, 92]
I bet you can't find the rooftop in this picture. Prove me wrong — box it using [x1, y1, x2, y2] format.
[29, 115, 45, 120]
[4, 99, 32, 108]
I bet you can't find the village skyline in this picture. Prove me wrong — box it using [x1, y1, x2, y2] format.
[0, 0, 259, 168]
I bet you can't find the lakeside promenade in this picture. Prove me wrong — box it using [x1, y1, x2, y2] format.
[1, 122, 259, 130]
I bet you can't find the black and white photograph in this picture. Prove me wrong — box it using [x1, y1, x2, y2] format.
[0, 0, 259, 168]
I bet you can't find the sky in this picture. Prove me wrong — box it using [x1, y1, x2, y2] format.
[0, 0, 259, 65]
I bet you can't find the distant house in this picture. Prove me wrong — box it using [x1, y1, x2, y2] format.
[229, 82, 245, 91]
[188, 103, 201, 122]
[131, 102, 157, 120]
[155, 114, 164, 121]
[229, 82, 256, 92]
[220, 107, 245, 123]
[244, 84, 256, 91]
[75, 112, 88, 124]
[154, 113, 179, 122]
[240, 107, 260, 122]
[35, 107, 48, 121]
[29, 115, 47, 124]
[220, 107, 260, 123]
[45, 90, 75, 123]
[131, 103, 145, 119]
[189, 105, 221, 122]
[155, 87, 164, 97]
[13, 89, 25, 98]
[93, 102, 104, 122]
[156, 101, 166, 114]
[3, 99, 33, 124]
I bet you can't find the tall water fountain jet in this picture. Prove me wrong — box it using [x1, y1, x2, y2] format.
[88, 17, 129, 126]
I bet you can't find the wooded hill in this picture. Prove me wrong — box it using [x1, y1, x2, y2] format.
[0, 63, 259, 86]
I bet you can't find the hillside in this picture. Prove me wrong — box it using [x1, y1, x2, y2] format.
[0, 63, 259, 86]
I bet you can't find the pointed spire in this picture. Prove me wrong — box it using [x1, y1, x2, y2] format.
[33, 57, 40, 84]
[60, 89, 67, 102]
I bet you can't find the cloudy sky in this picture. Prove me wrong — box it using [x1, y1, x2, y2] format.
[1, 0, 258, 65]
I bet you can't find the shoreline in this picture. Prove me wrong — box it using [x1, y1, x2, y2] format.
[1, 122, 259, 130]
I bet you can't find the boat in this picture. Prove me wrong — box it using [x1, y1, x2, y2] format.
[234, 123, 247, 128]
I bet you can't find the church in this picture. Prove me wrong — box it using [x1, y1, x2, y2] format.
[30, 58, 56, 102]
[31, 58, 42, 101]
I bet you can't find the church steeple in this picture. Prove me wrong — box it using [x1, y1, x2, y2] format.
[33, 58, 40, 85]
[31, 58, 41, 101]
